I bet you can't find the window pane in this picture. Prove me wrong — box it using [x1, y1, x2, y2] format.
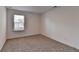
[14, 15, 24, 31]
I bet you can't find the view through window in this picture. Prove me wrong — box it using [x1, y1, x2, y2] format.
[14, 15, 24, 31]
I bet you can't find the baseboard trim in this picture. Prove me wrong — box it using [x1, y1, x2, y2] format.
[6, 34, 79, 51]
[7, 34, 41, 40]
[0, 39, 7, 52]
[41, 34, 79, 51]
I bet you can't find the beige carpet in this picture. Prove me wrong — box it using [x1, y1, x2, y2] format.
[1, 34, 79, 52]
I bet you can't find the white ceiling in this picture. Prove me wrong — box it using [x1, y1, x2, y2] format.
[6, 6, 53, 14]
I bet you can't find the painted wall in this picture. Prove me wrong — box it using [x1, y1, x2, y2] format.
[7, 9, 41, 39]
[41, 7, 79, 49]
[0, 7, 6, 50]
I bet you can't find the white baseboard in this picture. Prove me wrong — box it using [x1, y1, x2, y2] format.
[7, 34, 41, 39]
[41, 33, 79, 50]
[0, 38, 7, 51]
[5, 33, 79, 51]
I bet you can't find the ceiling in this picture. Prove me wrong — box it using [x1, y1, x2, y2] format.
[6, 6, 53, 14]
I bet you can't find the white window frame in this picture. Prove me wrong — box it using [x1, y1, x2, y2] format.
[13, 14, 25, 31]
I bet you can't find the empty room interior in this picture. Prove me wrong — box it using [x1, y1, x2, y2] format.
[0, 6, 79, 52]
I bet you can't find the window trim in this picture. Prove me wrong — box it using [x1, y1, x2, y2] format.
[13, 14, 25, 32]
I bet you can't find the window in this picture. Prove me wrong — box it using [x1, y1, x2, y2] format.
[13, 15, 25, 31]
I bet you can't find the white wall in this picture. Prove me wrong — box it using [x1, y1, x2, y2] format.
[41, 6, 79, 49]
[7, 9, 41, 39]
[0, 7, 6, 50]
[6, 7, 79, 49]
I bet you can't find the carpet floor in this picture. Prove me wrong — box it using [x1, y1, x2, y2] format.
[1, 35, 79, 52]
